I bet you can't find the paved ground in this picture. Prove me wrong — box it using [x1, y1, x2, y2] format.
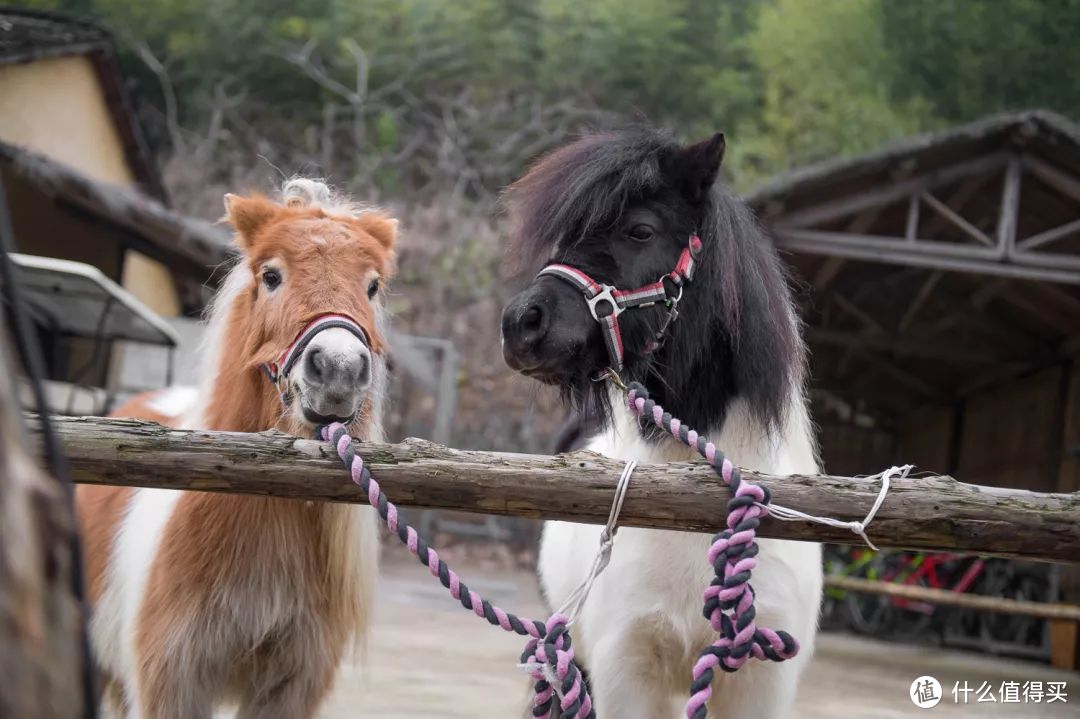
[319, 555, 1076, 718]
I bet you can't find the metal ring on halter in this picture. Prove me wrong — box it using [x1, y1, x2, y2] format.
[585, 285, 623, 321]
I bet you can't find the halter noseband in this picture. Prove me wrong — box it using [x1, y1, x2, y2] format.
[260, 313, 369, 402]
[537, 234, 702, 372]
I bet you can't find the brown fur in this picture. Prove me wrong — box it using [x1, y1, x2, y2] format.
[77, 485, 134, 604]
[76, 190, 397, 718]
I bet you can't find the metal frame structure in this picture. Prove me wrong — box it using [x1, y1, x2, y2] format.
[772, 152, 1080, 285]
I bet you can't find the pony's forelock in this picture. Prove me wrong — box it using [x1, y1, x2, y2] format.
[503, 128, 671, 276]
[281, 177, 379, 221]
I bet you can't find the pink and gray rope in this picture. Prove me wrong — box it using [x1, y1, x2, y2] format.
[625, 382, 799, 719]
[319, 422, 594, 718]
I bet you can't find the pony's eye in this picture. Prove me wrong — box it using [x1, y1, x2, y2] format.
[627, 224, 654, 242]
[262, 269, 282, 291]
[367, 278, 380, 299]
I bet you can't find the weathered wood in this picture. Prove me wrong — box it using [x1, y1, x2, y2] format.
[28, 414, 1080, 564]
[0, 329, 85, 717]
[825, 575, 1080, 621]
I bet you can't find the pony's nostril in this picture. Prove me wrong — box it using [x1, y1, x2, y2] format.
[522, 305, 544, 333]
[354, 352, 371, 387]
[305, 347, 327, 384]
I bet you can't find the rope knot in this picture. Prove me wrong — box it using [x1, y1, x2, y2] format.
[520, 614, 594, 718]
[622, 382, 799, 719]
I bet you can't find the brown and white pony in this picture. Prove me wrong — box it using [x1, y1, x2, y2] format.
[77, 180, 397, 718]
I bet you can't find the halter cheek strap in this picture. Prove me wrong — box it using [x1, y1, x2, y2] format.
[260, 313, 370, 399]
[537, 234, 702, 372]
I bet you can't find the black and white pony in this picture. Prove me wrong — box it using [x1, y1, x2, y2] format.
[501, 128, 822, 718]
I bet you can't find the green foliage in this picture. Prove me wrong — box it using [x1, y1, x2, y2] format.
[13, 0, 1080, 194]
[734, 0, 936, 186]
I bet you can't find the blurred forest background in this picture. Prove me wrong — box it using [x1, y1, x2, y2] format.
[15, 0, 1080, 450]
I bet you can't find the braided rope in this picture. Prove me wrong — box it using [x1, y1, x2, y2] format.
[319, 423, 595, 718]
[623, 383, 799, 719]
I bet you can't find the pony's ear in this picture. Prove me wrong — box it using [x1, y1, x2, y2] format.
[354, 213, 398, 252]
[672, 132, 726, 203]
[223, 194, 279, 246]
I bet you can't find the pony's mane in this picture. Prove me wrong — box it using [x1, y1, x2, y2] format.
[505, 128, 806, 433]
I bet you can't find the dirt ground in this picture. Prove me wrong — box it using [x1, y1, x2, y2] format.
[319, 554, 1076, 718]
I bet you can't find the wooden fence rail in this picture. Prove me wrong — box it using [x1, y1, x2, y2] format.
[28, 414, 1080, 564]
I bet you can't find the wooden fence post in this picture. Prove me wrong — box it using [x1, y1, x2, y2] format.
[0, 316, 86, 718]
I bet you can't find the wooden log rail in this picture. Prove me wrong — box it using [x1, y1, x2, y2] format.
[28, 414, 1080, 564]
[824, 575, 1080, 621]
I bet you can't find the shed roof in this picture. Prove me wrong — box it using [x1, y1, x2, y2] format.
[746, 110, 1080, 424]
[749, 110, 1080, 217]
[0, 139, 232, 277]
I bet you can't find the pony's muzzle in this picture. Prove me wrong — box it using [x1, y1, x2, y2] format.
[501, 289, 550, 370]
[297, 327, 371, 422]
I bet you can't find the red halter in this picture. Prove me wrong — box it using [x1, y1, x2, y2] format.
[260, 313, 369, 402]
[537, 234, 702, 371]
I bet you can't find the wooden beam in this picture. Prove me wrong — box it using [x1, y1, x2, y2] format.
[864, 357, 942, 399]
[1024, 154, 1080, 205]
[998, 287, 1080, 336]
[775, 229, 1080, 285]
[998, 156, 1022, 253]
[922, 173, 994, 241]
[806, 328, 996, 365]
[31, 415, 1080, 562]
[812, 257, 846, 291]
[1017, 217, 1080, 252]
[848, 206, 883, 234]
[920, 191, 994, 248]
[825, 575, 1080, 621]
[897, 271, 943, 332]
[777, 152, 1009, 230]
[832, 293, 886, 335]
[904, 194, 919, 242]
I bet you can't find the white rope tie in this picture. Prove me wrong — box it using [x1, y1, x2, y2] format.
[759, 464, 910, 551]
[518, 460, 637, 679]
[557, 459, 636, 624]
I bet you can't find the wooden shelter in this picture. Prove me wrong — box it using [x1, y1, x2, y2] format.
[0, 8, 232, 316]
[748, 110, 1080, 667]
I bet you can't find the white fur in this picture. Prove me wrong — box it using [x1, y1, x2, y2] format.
[292, 327, 372, 420]
[92, 489, 184, 719]
[145, 386, 198, 418]
[539, 392, 823, 718]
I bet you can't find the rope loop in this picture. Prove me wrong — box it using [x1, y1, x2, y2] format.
[624, 382, 799, 719]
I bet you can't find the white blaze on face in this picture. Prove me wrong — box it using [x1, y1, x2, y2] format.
[292, 327, 372, 423]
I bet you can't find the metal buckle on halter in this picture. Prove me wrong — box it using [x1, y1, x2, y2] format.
[665, 283, 684, 307]
[586, 284, 623, 322]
